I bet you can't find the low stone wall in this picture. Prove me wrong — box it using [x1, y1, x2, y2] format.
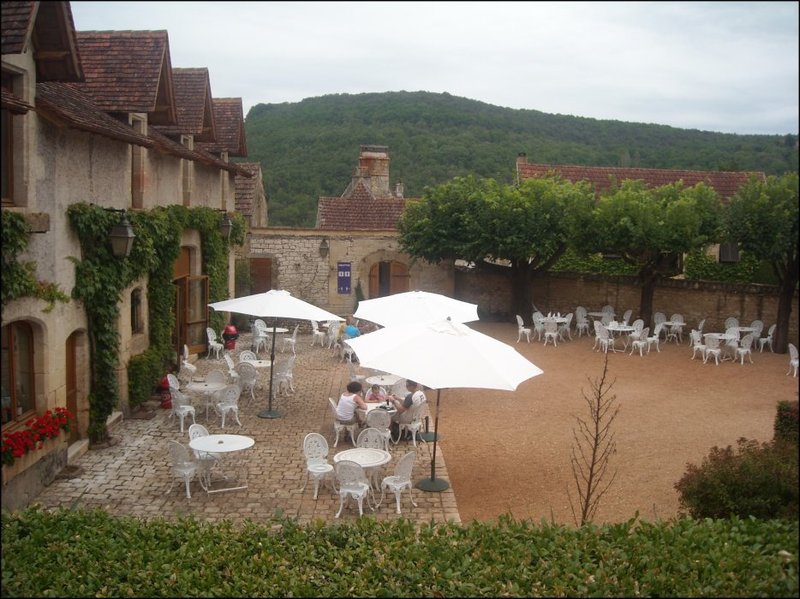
[456, 268, 799, 340]
[2, 435, 68, 511]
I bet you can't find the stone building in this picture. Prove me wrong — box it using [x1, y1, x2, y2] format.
[1, 1, 252, 508]
[246, 145, 453, 317]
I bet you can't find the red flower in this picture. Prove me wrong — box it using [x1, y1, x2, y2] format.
[2, 408, 76, 466]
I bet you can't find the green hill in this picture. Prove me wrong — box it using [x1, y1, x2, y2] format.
[243, 91, 799, 227]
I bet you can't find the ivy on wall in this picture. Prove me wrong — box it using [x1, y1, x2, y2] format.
[67, 203, 242, 442]
[1, 211, 69, 311]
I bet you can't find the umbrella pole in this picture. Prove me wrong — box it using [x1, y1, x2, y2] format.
[257, 321, 281, 419]
[415, 389, 449, 492]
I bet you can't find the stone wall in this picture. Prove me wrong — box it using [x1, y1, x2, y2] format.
[456, 268, 799, 341]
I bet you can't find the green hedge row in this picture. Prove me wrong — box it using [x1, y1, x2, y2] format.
[1, 507, 796, 597]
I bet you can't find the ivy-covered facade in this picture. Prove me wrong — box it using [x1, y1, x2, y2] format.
[1, 1, 252, 508]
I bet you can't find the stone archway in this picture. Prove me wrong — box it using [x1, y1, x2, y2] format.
[367, 260, 410, 298]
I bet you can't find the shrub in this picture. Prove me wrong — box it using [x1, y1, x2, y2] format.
[774, 400, 799, 445]
[675, 437, 798, 520]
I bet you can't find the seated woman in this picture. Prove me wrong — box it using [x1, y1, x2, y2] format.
[335, 381, 367, 425]
[364, 384, 386, 403]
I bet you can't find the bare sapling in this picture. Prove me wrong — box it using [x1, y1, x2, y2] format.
[567, 354, 620, 526]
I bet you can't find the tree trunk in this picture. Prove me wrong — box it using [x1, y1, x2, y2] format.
[510, 263, 532, 323]
[774, 269, 798, 354]
[638, 272, 657, 330]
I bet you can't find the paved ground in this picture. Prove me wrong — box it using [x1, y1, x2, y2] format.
[35, 332, 460, 525]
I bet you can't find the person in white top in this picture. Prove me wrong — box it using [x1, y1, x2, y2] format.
[390, 380, 426, 424]
[335, 381, 367, 425]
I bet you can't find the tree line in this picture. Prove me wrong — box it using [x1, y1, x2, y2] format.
[243, 91, 799, 227]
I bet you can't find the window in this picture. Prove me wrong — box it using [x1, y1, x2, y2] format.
[131, 288, 143, 334]
[1, 69, 21, 206]
[1, 322, 35, 426]
[719, 242, 740, 264]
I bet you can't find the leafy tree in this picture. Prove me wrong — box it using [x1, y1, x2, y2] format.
[571, 180, 723, 327]
[397, 175, 594, 317]
[726, 172, 798, 353]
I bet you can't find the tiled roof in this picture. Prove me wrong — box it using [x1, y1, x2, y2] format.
[35, 81, 154, 147]
[75, 30, 177, 125]
[153, 67, 216, 141]
[147, 127, 252, 176]
[196, 98, 246, 156]
[234, 162, 262, 216]
[1, 87, 33, 113]
[1, 1, 35, 55]
[317, 180, 408, 230]
[517, 161, 764, 201]
[2, 1, 83, 81]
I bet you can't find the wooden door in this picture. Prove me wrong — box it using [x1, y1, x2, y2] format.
[368, 261, 410, 298]
[65, 332, 79, 444]
[174, 274, 209, 356]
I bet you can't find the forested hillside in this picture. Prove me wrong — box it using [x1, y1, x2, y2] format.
[243, 91, 798, 227]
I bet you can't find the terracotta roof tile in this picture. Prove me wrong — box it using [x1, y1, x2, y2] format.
[196, 97, 246, 156]
[153, 67, 216, 141]
[147, 127, 252, 176]
[234, 162, 262, 216]
[74, 30, 176, 125]
[317, 180, 408, 230]
[1, 87, 33, 113]
[1, 1, 36, 55]
[518, 161, 764, 201]
[35, 81, 154, 147]
[2, 1, 82, 81]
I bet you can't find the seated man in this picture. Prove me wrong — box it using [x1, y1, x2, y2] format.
[389, 380, 426, 425]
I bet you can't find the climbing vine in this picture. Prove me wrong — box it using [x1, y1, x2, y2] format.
[68, 203, 241, 442]
[1, 210, 69, 311]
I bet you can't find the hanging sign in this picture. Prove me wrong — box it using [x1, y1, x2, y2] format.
[337, 262, 351, 294]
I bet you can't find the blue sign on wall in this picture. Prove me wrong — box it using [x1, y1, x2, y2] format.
[337, 262, 351, 294]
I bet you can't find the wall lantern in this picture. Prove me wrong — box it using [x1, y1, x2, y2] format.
[106, 208, 136, 258]
[218, 210, 233, 240]
[318, 238, 330, 258]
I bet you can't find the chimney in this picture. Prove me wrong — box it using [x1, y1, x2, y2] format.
[359, 145, 390, 197]
[394, 180, 404, 198]
[516, 152, 528, 166]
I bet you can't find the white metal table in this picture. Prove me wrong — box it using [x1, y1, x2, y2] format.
[365, 374, 401, 387]
[334, 447, 392, 490]
[606, 323, 635, 351]
[184, 380, 227, 420]
[188, 434, 255, 493]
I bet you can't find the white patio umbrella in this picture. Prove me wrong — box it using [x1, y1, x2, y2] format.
[353, 290, 479, 327]
[209, 290, 343, 419]
[345, 318, 543, 491]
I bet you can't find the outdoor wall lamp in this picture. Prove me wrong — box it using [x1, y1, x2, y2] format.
[218, 210, 233, 240]
[318, 238, 330, 258]
[105, 208, 136, 258]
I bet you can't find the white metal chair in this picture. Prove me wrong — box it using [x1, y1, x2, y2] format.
[169, 389, 196, 433]
[206, 327, 223, 360]
[356, 427, 389, 488]
[621, 309, 633, 326]
[666, 313, 685, 344]
[187, 423, 220, 490]
[274, 354, 296, 395]
[558, 313, 573, 341]
[334, 460, 374, 518]
[214, 384, 242, 429]
[364, 408, 392, 451]
[394, 400, 427, 448]
[542, 319, 559, 347]
[758, 324, 776, 352]
[689, 329, 706, 360]
[235, 361, 258, 405]
[629, 327, 649, 357]
[181, 344, 197, 382]
[379, 451, 418, 515]
[310, 320, 327, 347]
[788, 343, 798, 377]
[594, 322, 614, 353]
[515, 314, 531, 343]
[702, 334, 722, 365]
[167, 373, 181, 391]
[328, 397, 359, 447]
[223, 353, 240, 384]
[347, 355, 367, 384]
[282, 324, 300, 354]
[301, 432, 335, 500]
[252, 319, 270, 354]
[735, 334, 754, 365]
[200, 369, 227, 420]
[646, 323, 663, 354]
[724, 316, 739, 331]
[239, 350, 257, 363]
[601, 304, 614, 315]
[575, 314, 590, 338]
[167, 440, 198, 499]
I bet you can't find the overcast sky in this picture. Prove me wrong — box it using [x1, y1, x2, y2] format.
[70, 1, 798, 135]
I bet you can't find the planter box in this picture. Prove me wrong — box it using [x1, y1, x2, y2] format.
[2, 433, 68, 511]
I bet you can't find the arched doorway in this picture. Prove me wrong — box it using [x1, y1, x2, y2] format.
[368, 261, 409, 298]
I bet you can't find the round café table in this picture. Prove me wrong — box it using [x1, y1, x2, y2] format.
[188, 434, 255, 494]
[365, 374, 401, 387]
